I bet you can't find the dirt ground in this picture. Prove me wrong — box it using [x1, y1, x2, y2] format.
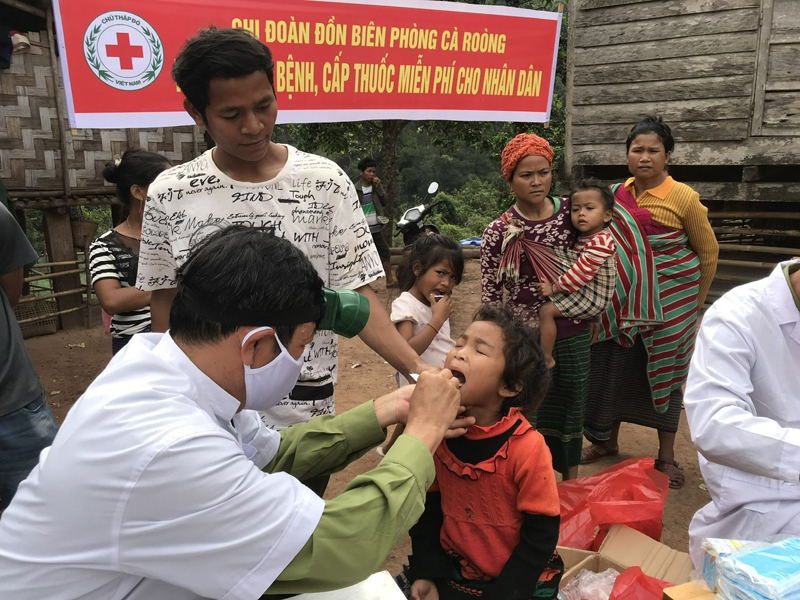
[26, 259, 710, 575]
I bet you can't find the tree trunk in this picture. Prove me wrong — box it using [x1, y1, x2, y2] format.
[380, 120, 408, 244]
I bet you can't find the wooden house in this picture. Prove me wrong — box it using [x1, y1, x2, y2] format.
[565, 0, 800, 303]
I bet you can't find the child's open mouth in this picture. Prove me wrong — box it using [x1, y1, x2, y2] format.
[449, 367, 466, 386]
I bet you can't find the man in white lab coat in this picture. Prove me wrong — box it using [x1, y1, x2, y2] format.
[685, 260, 800, 567]
[0, 225, 470, 600]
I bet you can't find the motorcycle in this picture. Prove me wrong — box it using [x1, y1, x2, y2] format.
[395, 182, 443, 248]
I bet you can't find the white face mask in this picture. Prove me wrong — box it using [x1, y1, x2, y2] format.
[242, 327, 304, 412]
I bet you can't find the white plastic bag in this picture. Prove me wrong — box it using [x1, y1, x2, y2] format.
[560, 568, 621, 600]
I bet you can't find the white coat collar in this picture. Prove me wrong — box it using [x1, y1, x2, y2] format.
[766, 261, 800, 327]
[146, 332, 242, 423]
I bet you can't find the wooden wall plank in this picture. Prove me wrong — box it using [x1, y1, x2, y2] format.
[573, 97, 751, 125]
[694, 181, 800, 202]
[574, 32, 756, 66]
[573, 119, 749, 145]
[573, 136, 800, 166]
[580, 0, 756, 9]
[772, 0, 800, 32]
[573, 75, 753, 105]
[576, 0, 759, 27]
[575, 9, 759, 47]
[762, 92, 800, 128]
[575, 52, 754, 85]
[767, 43, 800, 82]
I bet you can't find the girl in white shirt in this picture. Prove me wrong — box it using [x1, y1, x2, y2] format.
[381, 234, 464, 454]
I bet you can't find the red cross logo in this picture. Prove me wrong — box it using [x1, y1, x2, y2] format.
[105, 32, 144, 71]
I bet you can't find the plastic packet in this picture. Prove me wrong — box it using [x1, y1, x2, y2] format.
[696, 538, 757, 593]
[608, 566, 671, 600]
[558, 458, 669, 550]
[560, 568, 621, 600]
[717, 537, 800, 600]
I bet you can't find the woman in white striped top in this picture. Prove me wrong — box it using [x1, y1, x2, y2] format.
[89, 149, 171, 354]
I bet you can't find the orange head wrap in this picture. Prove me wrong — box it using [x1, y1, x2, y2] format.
[500, 133, 554, 181]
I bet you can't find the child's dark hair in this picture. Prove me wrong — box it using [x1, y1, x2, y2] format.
[102, 148, 172, 206]
[172, 28, 274, 118]
[396, 234, 464, 292]
[474, 304, 550, 417]
[625, 115, 675, 155]
[569, 178, 615, 212]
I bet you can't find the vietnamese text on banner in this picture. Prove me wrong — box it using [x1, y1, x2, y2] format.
[53, 0, 562, 129]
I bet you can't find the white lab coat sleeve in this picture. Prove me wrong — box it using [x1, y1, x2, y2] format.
[119, 431, 323, 600]
[685, 308, 800, 485]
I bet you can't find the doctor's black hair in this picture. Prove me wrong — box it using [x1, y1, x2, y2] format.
[169, 225, 324, 345]
[172, 28, 275, 119]
[472, 305, 550, 418]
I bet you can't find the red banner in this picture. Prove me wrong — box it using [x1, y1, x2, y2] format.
[53, 0, 562, 128]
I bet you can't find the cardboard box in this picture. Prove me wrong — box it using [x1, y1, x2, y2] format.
[662, 582, 716, 600]
[291, 571, 405, 600]
[559, 524, 696, 589]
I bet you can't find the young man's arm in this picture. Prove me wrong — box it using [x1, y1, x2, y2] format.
[356, 284, 429, 379]
[150, 288, 178, 332]
[136, 180, 179, 332]
[266, 370, 465, 596]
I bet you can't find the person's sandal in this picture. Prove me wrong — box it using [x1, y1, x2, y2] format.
[655, 459, 685, 489]
[580, 443, 619, 464]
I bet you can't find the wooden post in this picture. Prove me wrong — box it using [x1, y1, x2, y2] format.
[47, 8, 71, 197]
[563, 0, 576, 181]
[43, 209, 84, 329]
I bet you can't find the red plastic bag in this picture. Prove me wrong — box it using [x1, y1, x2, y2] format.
[608, 567, 671, 600]
[558, 458, 669, 550]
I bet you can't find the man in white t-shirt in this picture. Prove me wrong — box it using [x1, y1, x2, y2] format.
[137, 29, 427, 434]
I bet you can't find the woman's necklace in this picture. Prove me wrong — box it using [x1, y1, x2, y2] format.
[124, 219, 141, 241]
[514, 200, 552, 221]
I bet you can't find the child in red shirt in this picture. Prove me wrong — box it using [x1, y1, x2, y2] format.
[407, 305, 562, 600]
[535, 180, 617, 369]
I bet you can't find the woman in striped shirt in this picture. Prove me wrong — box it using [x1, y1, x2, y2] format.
[89, 149, 172, 354]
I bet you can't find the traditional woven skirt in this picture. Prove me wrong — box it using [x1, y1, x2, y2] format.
[584, 338, 684, 439]
[533, 329, 591, 475]
[585, 229, 699, 437]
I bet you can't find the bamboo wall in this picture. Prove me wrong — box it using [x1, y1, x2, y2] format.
[0, 30, 202, 194]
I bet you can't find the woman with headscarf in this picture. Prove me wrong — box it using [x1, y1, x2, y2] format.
[580, 117, 719, 489]
[480, 133, 591, 480]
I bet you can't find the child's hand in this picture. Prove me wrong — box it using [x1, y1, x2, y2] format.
[534, 281, 554, 298]
[410, 579, 439, 600]
[429, 292, 453, 324]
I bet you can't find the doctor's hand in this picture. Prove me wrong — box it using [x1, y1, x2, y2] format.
[404, 369, 463, 453]
[410, 579, 439, 600]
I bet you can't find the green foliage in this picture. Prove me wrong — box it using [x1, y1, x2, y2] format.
[422, 175, 512, 244]
[274, 0, 569, 232]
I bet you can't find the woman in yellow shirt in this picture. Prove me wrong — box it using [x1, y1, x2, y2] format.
[581, 116, 719, 489]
